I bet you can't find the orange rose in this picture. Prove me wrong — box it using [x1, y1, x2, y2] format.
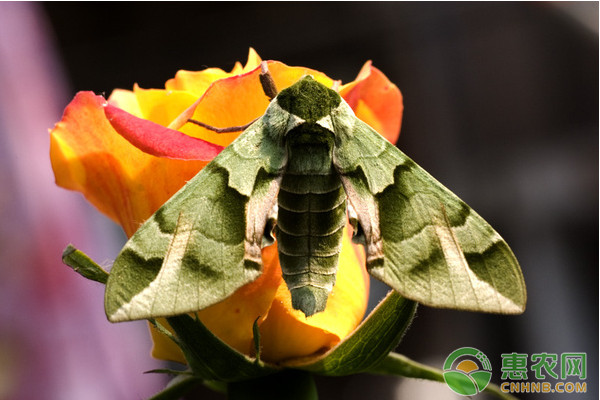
[50, 49, 403, 364]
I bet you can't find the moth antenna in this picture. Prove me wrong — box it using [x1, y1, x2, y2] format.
[187, 118, 257, 133]
[259, 61, 278, 101]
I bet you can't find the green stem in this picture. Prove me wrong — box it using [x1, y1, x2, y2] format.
[368, 352, 519, 400]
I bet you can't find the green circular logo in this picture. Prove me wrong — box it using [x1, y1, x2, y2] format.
[443, 347, 492, 396]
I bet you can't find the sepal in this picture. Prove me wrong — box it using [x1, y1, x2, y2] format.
[62, 244, 109, 284]
[165, 314, 278, 382]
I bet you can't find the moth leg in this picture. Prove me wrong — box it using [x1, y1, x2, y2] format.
[340, 175, 384, 269]
[347, 202, 365, 245]
[262, 203, 278, 248]
[244, 175, 282, 268]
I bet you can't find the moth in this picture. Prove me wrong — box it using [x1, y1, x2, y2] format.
[105, 64, 526, 321]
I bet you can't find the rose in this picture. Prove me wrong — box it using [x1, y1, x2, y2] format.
[50, 49, 403, 364]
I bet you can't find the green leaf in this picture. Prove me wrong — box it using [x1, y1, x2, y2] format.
[166, 314, 278, 382]
[227, 370, 318, 400]
[62, 244, 109, 284]
[369, 352, 519, 400]
[289, 291, 416, 376]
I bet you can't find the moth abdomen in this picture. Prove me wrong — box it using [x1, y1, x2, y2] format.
[276, 168, 347, 316]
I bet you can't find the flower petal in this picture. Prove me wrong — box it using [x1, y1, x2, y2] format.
[104, 104, 223, 160]
[107, 88, 143, 117]
[240, 47, 263, 73]
[132, 85, 199, 126]
[163, 48, 262, 97]
[149, 319, 187, 364]
[165, 68, 232, 98]
[258, 227, 369, 362]
[50, 91, 208, 236]
[341, 61, 403, 144]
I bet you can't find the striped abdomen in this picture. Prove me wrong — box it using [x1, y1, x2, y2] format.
[275, 128, 346, 316]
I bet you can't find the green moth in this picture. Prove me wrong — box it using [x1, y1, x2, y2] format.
[105, 68, 526, 321]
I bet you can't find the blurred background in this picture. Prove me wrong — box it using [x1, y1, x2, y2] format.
[0, 2, 596, 399]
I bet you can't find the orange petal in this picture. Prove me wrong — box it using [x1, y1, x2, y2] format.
[259, 226, 369, 363]
[341, 61, 403, 144]
[49, 91, 208, 236]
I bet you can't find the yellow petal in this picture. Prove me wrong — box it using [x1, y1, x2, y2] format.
[133, 85, 198, 126]
[107, 88, 143, 117]
[240, 47, 263, 73]
[164, 68, 231, 98]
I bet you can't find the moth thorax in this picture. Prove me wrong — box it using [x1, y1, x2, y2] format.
[275, 124, 346, 317]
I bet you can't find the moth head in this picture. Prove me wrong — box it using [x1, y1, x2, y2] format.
[276, 76, 341, 123]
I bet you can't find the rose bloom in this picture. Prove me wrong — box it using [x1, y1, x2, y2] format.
[50, 49, 403, 364]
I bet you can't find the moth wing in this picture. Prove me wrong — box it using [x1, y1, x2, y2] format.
[335, 119, 526, 314]
[105, 121, 285, 322]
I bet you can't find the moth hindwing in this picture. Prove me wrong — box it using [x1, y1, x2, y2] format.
[105, 75, 526, 322]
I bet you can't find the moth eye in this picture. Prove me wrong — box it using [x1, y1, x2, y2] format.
[347, 203, 366, 245]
